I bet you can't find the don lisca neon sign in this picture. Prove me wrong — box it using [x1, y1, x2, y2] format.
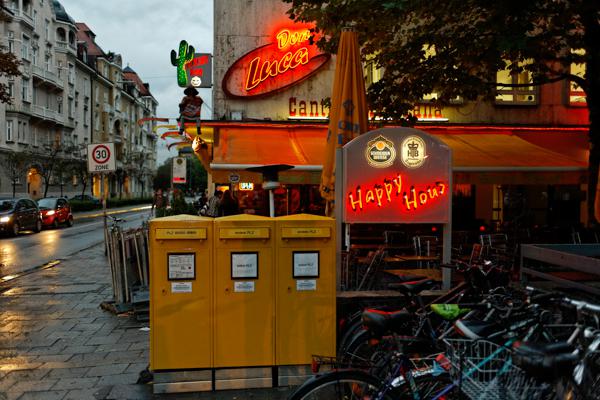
[222, 24, 330, 98]
[347, 173, 448, 213]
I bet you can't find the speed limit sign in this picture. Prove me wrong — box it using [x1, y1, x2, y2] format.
[87, 143, 116, 173]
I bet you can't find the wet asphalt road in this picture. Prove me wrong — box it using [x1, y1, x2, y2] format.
[0, 207, 152, 282]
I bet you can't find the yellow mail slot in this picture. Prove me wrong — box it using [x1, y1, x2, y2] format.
[155, 228, 207, 239]
[281, 227, 330, 239]
[219, 227, 270, 239]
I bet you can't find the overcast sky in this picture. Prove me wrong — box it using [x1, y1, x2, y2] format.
[59, 0, 214, 166]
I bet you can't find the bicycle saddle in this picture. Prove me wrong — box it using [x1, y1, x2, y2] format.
[361, 309, 413, 337]
[388, 278, 436, 296]
[454, 319, 502, 340]
[512, 341, 578, 381]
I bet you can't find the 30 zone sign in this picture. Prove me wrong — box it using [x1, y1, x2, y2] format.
[87, 143, 116, 173]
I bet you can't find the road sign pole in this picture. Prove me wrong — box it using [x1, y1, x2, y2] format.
[102, 172, 108, 255]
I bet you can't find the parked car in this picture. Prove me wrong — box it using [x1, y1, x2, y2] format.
[0, 198, 43, 236]
[70, 194, 101, 206]
[37, 197, 74, 228]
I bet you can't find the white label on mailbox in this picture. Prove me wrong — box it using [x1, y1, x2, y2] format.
[168, 253, 195, 280]
[293, 252, 319, 278]
[234, 281, 255, 292]
[231, 253, 258, 279]
[296, 279, 317, 291]
[171, 282, 193, 293]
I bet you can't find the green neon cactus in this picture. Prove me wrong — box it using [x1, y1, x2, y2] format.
[170, 40, 195, 87]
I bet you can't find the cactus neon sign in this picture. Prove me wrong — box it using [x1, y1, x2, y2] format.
[222, 24, 330, 98]
[171, 40, 212, 88]
[171, 40, 195, 87]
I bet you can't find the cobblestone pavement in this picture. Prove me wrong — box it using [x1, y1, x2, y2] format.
[0, 243, 294, 400]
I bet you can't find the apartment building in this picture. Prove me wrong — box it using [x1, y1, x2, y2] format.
[0, 0, 157, 199]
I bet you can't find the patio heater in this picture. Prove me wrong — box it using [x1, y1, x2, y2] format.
[246, 164, 293, 217]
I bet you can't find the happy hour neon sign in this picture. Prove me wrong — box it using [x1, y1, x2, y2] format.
[347, 173, 448, 213]
[222, 24, 330, 98]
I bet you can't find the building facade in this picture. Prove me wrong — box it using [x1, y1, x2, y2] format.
[204, 0, 589, 228]
[0, 0, 157, 200]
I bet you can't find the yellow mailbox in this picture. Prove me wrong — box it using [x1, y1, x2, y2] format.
[274, 214, 336, 366]
[149, 215, 214, 371]
[213, 214, 275, 368]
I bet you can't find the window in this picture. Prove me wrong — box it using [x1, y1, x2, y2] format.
[68, 63, 75, 84]
[68, 98, 74, 119]
[21, 35, 30, 60]
[32, 126, 37, 147]
[32, 86, 37, 104]
[8, 82, 14, 98]
[31, 46, 38, 65]
[83, 107, 89, 126]
[33, 9, 37, 26]
[6, 120, 14, 142]
[57, 96, 63, 114]
[7, 31, 14, 54]
[569, 49, 586, 106]
[496, 60, 537, 104]
[45, 19, 50, 40]
[57, 60, 63, 78]
[22, 79, 29, 102]
[45, 54, 51, 71]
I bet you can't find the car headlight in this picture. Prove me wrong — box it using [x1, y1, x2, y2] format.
[47, 210, 55, 216]
[0, 216, 11, 223]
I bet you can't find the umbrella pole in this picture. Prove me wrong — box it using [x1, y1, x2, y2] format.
[269, 189, 275, 217]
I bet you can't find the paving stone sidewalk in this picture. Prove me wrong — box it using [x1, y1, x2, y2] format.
[0, 243, 294, 400]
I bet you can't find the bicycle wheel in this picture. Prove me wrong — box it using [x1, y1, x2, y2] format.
[288, 369, 393, 400]
[394, 373, 454, 399]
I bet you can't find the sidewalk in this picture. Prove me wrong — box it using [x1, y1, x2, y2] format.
[73, 204, 152, 220]
[0, 243, 294, 400]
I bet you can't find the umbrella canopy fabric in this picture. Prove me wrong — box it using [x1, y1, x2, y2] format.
[320, 30, 369, 212]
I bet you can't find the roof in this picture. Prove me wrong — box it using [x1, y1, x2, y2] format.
[204, 123, 589, 185]
[52, 0, 75, 24]
[75, 23, 104, 56]
[123, 68, 152, 97]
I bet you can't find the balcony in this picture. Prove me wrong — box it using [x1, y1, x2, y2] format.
[31, 65, 63, 91]
[6, 103, 32, 115]
[31, 104, 61, 124]
[55, 40, 77, 55]
[7, 7, 35, 30]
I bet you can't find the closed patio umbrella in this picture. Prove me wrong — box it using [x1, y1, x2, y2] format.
[320, 28, 369, 216]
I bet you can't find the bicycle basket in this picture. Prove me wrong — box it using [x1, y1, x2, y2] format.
[443, 339, 548, 400]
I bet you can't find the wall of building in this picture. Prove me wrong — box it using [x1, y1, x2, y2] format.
[213, 0, 336, 121]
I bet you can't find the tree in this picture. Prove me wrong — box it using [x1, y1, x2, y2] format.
[32, 141, 71, 197]
[0, 0, 22, 104]
[285, 0, 600, 225]
[0, 151, 31, 197]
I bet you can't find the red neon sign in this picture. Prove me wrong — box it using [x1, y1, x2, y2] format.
[346, 173, 448, 214]
[223, 24, 330, 98]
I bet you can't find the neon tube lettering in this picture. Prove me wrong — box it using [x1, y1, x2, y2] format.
[349, 188, 363, 211]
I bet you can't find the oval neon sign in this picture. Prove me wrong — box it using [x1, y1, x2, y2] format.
[223, 26, 330, 98]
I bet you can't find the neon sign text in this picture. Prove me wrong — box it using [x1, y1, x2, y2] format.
[222, 23, 330, 98]
[276, 29, 311, 49]
[347, 173, 447, 213]
[246, 47, 309, 90]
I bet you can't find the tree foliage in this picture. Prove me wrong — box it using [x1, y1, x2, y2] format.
[0, 150, 32, 197]
[0, 0, 22, 104]
[285, 0, 600, 224]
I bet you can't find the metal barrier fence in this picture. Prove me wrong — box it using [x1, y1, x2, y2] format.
[105, 222, 150, 320]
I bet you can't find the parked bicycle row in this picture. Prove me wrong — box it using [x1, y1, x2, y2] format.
[290, 270, 600, 399]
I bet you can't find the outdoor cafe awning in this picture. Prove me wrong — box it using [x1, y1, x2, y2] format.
[204, 123, 588, 185]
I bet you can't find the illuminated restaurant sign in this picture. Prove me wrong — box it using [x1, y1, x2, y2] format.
[343, 128, 451, 224]
[223, 24, 331, 98]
